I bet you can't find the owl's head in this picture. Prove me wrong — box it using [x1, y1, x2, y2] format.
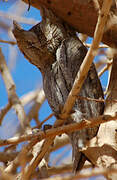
[12, 21, 54, 73]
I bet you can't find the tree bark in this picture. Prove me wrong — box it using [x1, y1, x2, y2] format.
[22, 0, 117, 47]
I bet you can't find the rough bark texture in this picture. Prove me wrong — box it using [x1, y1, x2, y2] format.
[12, 7, 104, 172]
[22, 0, 117, 47]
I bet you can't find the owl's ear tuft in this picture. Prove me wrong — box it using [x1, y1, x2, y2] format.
[12, 21, 23, 39]
[13, 21, 22, 30]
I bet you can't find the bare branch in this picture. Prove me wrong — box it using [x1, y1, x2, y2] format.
[0, 40, 16, 45]
[0, 89, 44, 125]
[84, 43, 108, 49]
[32, 113, 54, 129]
[5, 138, 36, 173]
[0, 48, 29, 129]
[0, 102, 12, 125]
[23, 138, 53, 179]
[0, 113, 117, 147]
[98, 59, 112, 77]
[20, 89, 41, 106]
[26, 89, 45, 124]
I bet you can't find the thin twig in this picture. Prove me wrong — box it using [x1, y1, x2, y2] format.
[77, 96, 105, 103]
[98, 60, 112, 77]
[0, 102, 12, 125]
[84, 43, 108, 48]
[0, 112, 117, 147]
[95, 58, 106, 70]
[0, 40, 16, 45]
[32, 113, 54, 129]
[77, 95, 117, 103]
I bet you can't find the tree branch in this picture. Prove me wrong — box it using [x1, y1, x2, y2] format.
[0, 48, 28, 129]
[22, 0, 117, 47]
[0, 113, 116, 147]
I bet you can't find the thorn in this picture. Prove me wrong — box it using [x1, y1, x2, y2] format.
[28, 0, 31, 11]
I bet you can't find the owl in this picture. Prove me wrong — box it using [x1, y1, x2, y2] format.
[13, 7, 104, 172]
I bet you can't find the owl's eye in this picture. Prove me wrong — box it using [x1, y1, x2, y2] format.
[27, 40, 38, 48]
[26, 41, 33, 48]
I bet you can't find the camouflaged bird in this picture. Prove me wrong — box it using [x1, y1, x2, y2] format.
[12, 7, 104, 172]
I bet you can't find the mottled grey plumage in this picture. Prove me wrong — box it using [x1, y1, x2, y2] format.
[12, 7, 104, 172]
